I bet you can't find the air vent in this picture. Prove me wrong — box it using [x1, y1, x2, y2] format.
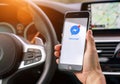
[96, 42, 119, 57]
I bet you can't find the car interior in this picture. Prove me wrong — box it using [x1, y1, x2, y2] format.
[0, 0, 120, 84]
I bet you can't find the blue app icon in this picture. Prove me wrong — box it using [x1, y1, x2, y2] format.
[70, 25, 80, 35]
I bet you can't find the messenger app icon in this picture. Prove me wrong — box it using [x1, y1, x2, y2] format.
[70, 25, 80, 35]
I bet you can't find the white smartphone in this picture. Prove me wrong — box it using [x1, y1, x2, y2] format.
[58, 11, 90, 72]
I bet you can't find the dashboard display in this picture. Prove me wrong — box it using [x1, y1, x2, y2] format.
[90, 2, 120, 29]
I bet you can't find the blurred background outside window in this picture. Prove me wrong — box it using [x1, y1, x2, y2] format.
[48, 0, 94, 3]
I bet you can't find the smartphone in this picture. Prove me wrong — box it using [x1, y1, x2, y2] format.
[59, 11, 90, 72]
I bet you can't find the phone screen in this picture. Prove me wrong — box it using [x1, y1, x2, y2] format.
[60, 17, 88, 66]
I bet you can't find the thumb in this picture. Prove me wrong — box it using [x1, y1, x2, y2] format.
[83, 30, 100, 70]
[86, 30, 96, 50]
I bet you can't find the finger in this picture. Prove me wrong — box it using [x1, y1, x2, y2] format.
[54, 44, 61, 51]
[56, 58, 59, 64]
[54, 51, 60, 58]
[61, 33, 63, 37]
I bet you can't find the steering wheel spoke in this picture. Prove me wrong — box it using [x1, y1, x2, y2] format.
[12, 34, 46, 69]
[19, 43, 46, 69]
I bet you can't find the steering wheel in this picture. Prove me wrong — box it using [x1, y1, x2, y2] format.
[0, 0, 58, 84]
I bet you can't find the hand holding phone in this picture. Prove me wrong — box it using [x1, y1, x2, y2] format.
[59, 11, 90, 72]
